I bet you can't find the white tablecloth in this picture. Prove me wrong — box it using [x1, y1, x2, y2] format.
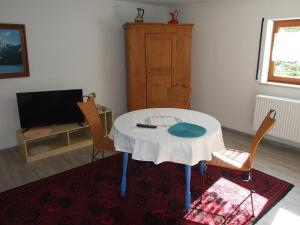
[109, 108, 225, 166]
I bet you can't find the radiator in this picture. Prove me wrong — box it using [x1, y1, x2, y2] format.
[254, 95, 300, 143]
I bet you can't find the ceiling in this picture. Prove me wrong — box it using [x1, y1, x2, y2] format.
[114, 0, 205, 5]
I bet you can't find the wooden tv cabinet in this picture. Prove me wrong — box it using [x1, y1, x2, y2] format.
[16, 106, 112, 163]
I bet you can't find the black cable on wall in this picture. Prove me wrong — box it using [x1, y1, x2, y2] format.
[256, 18, 265, 80]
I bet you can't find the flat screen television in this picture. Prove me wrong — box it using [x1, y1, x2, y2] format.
[16, 89, 84, 129]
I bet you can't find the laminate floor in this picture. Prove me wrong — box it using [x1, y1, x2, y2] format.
[0, 129, 299, 225]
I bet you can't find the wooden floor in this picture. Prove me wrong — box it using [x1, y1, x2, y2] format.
[0, 129, 299, 225]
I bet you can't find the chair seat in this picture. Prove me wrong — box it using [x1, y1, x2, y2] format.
[94, 137, 115, 152]
[206, 148, 251, 171]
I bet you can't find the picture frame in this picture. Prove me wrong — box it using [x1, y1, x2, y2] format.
[0, 23, 30, 79]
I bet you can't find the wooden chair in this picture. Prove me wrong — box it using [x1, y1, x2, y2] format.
[77, 97, 115, 188]
[167, 84, 191, 109]
[204, 109, 276, 223]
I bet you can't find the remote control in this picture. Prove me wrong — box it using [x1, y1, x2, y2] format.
[136, 123, 157, 129]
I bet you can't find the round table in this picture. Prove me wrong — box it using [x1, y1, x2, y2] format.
[109, 108, 225, 210]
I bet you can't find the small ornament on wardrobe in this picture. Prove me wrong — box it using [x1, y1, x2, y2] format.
[135, 8, 144, 23]
[168, 10, 179, 24]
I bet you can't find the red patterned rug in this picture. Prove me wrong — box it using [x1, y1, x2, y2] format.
[0, 153, 293, 225]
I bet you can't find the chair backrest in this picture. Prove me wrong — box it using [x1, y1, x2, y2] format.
[167, 84, 191, 109]
[248, 109, 276, 167]
[77, 97, 105, 148]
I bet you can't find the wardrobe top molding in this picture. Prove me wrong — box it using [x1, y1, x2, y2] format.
[124, 23, 194, 29]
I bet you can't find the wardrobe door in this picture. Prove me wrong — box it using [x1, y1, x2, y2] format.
[145, 33, 176, 108]
[124, 27, 147, 111]
[173, 28, 192, 87]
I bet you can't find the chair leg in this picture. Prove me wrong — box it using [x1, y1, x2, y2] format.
[201, 171, 204, 203]
[199, 162, 206, 203]
[87, 148, 96, 194]
[249, 169, 255, 217]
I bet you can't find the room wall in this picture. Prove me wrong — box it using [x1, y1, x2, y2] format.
[175, 0, 300, 143]
[0, 0, 168, 150]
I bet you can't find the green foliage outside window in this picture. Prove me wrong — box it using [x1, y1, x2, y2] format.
[274, 61, 300, 78]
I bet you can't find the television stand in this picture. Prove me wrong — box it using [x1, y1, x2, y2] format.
[78, 122, 85, 127]
[16, 106, 112, 163]
[21, 128, 30, 133]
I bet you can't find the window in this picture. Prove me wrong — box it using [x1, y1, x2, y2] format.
[268, 19, 300, 85]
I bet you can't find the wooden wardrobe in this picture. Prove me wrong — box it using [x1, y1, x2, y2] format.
[124, 23, 193, 111]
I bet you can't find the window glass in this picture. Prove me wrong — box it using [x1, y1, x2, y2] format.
[268, 19, 300, 85]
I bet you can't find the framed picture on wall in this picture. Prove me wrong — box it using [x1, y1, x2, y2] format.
[0, 23, 30, 79]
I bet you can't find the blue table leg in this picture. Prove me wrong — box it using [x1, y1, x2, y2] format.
[199, 160, 205, 202]
[200, 160, 204, 176]
[121, 152, 128, 196]
[185, 165, 191, 210]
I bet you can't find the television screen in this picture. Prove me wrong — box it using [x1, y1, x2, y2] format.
[16, 89, 84, 128]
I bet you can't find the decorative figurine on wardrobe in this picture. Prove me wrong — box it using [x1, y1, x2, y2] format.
[135, 8, 144, 23]
[168, 10, 179, 24]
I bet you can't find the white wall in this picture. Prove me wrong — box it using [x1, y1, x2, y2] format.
[176, 0, 300, 139]
[0, 0, 168, 150]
